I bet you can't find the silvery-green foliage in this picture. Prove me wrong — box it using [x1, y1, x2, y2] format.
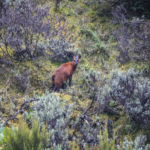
[23, 111, 28, 120]
[110, 68, 150, 130]
[118, 135, 150, 150]
[0, 96, 2, 105]
[81, 68, 111, 113]
[23, 110, 33, 125]
[81, 68, 99, 101]
[11, 69, 30, 93]
[0, 97, 5, 126]
[69, 114, 102, 148]
[81, 68, 101, 93]
[32, 92, 73, 149]
[49, 42, 81, 62]
[4, 0, 24, 5]
[79, 119, 100, 147]
[0, 96, 5, 114]
[0, 124, 5, 145]
[97, 80, 111, 114]
[0, 0, 24, 17]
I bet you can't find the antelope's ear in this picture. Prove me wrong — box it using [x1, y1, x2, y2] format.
[79, 55, 81, 59]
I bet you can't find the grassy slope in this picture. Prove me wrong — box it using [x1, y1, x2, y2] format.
[0, 0, 149, 146]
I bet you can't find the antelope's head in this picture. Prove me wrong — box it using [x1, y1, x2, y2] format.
[72, 55, 81, 65]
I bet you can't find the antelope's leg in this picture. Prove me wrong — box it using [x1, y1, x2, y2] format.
[53, 86, 57, 92]
[52, 83, 55, 88]
[69, 75, 72, 86]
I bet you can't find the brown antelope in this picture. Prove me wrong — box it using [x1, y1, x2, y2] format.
[52, 56, 80, 91]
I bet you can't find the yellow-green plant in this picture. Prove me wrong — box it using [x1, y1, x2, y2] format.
[2, 119, 49, 150]
[93, 126, 150, 150]
[93, 125, 116, 150]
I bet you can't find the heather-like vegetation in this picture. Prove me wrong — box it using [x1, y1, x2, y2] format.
[0, 0, 150, 149]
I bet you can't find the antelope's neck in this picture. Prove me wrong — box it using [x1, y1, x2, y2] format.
[71, 62, 77, 71]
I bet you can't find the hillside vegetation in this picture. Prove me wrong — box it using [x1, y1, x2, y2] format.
[0, 0, 150, 149]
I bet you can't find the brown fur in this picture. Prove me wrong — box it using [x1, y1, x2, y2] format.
[52, 56, 79, 91]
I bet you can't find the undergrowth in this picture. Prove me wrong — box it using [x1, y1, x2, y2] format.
[2, 119, 49, 150]
[0, 0, 150, 149]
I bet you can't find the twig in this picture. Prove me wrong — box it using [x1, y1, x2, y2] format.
[83, 93, 96, 115]
[104, 106, 120, 116]
[3, 98, 40, 126]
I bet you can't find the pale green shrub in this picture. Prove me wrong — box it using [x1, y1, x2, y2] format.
[32, 92, 73, 149]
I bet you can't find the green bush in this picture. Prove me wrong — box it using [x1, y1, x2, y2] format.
[2, 119, 49, 150]
[80, 28, 100, 43]
[0, 125, 5, 146]
[93, 125, 116, 150]
[93, 126, 150, 150]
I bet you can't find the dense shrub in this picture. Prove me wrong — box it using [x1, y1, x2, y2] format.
[0, 0, 76, 66]
[110, 69, 150, 130]
[71, 119, 150, 150]
[112, 5, 150, 63]
[0, 124, 5, 146]
[68, 112, 109, 148]
[81, 68, 101, 97]
[79, 28, 109, 61]
[32, 92, 73, 149]
[81, 68, 111, 114]
[0, 97, 6, 115]
[54, 0, 62, 11]
[0, 0, 24, 16]
[83, 0, 113, 17]
[2, 119, 49, 150]
[114, 0, 150, 18]
[84, 0, 150, 18]
[12, 69, 30, 93]
[93, 125, 115, 150]
[118, 135, 150, 150]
